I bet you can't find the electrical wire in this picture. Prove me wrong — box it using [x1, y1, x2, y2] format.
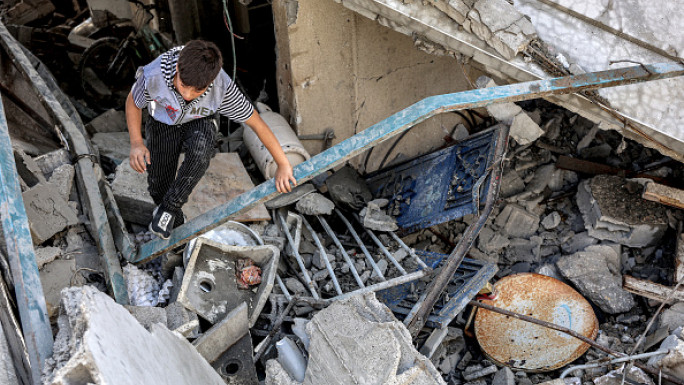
[221, 0, 238, 80]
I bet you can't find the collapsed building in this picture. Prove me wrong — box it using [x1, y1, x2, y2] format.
[0, 0, 683, 385]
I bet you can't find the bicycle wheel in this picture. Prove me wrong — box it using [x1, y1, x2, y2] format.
[78, 37, 137, 111]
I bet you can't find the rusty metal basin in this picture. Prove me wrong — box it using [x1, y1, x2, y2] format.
[474, 273, 598, 372]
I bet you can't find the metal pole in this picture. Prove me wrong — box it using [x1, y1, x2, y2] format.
[0, 96, 53, 385]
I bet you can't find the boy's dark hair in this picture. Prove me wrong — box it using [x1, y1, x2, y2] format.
[177, 40, 223, 90]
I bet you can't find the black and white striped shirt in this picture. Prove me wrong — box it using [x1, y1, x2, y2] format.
[131, 46, 254, 123]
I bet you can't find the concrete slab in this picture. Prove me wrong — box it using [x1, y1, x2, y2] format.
[125, 306, 168, 331]
[111, 161, 156, 225]
[35, 246, 62, 269]
[576, 176, 668, 247]
[556, 245, 635, 314]
[23, 182, 79, 244]
[40, 259, 76, 320]
[178, 240, 279, 326]
[48, 164, 75, 199]
[34, 148, 70, 179]
[85, 109, 127, 135]
[43, 286, 225, 385]
[91, 132, 131, 165]
[184, 153, 270, 223]
[300, 293, 445, 385]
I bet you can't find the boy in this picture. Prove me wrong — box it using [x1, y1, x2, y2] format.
[126, 40, 296, 239]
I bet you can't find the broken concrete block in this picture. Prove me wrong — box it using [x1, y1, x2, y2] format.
[193, 302, 258, 384]
[34, 148, 71, 179]
[326, 165, 373, 211]
[295, 192, 335, 215]
[125, 305, 168, 331]
[42, 286, 225, 385]
[85, 109, 127, 135]
[40, 259, 76, 320]
[467, 0, 536, 59]
[23, 183, 79, 244]
[285, 278, 307, 295]
[476, 77, 544, 145]
[647, 331, 684, 379]
[299, 293, 445, 385]
[495, 203, 539, 239]
[111, 161, 156, 225]
[556, 245, 635, 314]
[360, 199, 398, 232]
[499, 170, 525, 198]
[48, 164, 75, 199]
[265, 359, 300, 385]
[541, 211, 561, 230]
[576, 176, 668, 247]
[660, 302, 684, 332]
[492, 367, 515, 385]
[91, 132, 131, 165]
[36, 246, 62, 269]
[14, 147, 46, 187]
[560, 231, 598, 254]
[593, 366, 654, 385]
[0, 321, 19, 385]
[165, 301, 199, 338]
[429, 0, 472, 25]
[178, 240, 279, 326]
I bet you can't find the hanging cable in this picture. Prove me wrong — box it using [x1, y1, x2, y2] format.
[221, 0, 238, 80]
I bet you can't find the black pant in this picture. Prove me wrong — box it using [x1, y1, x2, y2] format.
[145, 117, 216, 223]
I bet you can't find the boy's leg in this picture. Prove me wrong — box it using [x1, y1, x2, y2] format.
[146, 118, 184, 207]
[160, 117, 216, 224]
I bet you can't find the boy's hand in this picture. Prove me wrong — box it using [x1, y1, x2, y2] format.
[275, 163, 297, 193]
[130, 143, 151, 173]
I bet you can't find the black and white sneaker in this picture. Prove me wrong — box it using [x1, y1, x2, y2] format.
[149, 205, 175, 240]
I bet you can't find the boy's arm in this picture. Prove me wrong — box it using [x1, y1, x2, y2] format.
[244, 109, 297, 193]
[126, 91, 150, 173]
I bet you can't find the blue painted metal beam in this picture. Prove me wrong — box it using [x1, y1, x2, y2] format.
[0, 96, 53, 384]
[131, 62, 684, 263]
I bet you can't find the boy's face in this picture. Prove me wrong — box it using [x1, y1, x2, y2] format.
[174, 66, 207, 102]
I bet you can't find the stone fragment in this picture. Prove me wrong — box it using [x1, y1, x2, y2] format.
[166, 302, 199, 338]
[265, 360, 299, 385]
[285, 278, 307, 295]
[500, 170, 525, 198]
[91, 132, 131, 164]
[495, 203, 539, 238]
[361, 200, 398, 232]
[295, 193, 335, 215]
[527, 164, 555, 194]
[541, 211, 561, 230]
[48, 164, 75, 199]
[34, 148, 70, 178]
[23, 182, 79, 244]
[492, 367, 515, 385]
[560, 231, 598, 254]
[326, 166, 373, 211]
[476, 77, 543, 144]
[125, 306, 168, 331]
[556, 245, 635, 314]
[576, 176, 668, 247]
[0, 321, 18, 385]
[312, 250, 335, 270]
[36, 246, 62, 269]
[42, 286, 225, 385]
[593, 366, 654, 385]
[40, 259, 76, 320]
[647, 331, 684, 378]
[660, 302, 684, 332]
[299, 293, 445, 385]
[85, 109, 127, 135]
[111, 161, 156, 225]
[370, 259, 389, 279]
[463, 364, 497, 381]
[504, 236, 542, 264]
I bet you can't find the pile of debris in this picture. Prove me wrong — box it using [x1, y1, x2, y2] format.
[0, 2, 683, 385]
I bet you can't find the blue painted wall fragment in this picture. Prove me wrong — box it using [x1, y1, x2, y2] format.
[132, 62, 684, 263]
[0, 96, 53, 384]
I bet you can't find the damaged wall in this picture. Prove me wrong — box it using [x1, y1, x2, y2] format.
[273, 0, 481, 172]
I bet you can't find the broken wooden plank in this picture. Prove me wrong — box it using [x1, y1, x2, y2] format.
[642, 180, 684, 210]
[623, 275, 684, 303]
[556, 155, 669, 184]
